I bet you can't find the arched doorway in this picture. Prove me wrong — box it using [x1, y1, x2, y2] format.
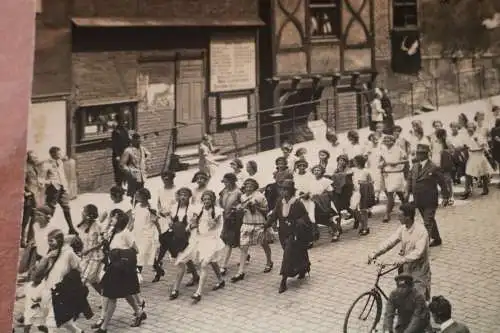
[278, 88, 315, 144]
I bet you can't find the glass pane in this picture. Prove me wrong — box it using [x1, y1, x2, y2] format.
[393, 5, 418, 27]
[310, 7, 339, 37]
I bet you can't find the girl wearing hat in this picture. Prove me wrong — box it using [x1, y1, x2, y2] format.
[174, 190, 225, 303]
[191, 171, 211, 205]
[230, 178, 273, 283]
[380, 134, 408, 222]
[267, 179, 312, 293]
[219, 173, 245, 276]
[153, 171, 177, 282]
[310, 164, 341, 242]
[264, 157, 293, 212]
[166, 187, 201, 300]
[130, 188, 161, 280]
[350, 155, 376, 236]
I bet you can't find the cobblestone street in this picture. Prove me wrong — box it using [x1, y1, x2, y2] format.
[13, 180, 500, 332]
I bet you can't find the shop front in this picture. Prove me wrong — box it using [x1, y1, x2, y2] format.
[70, 21, 262, 192]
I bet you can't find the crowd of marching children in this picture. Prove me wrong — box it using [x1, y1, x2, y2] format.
[15, 105, 500, 332]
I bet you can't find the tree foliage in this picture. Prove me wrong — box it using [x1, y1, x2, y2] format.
[421, 0, 500, 56]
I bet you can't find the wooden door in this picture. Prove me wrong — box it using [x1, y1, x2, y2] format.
[176, 58, 205, 146]
[335, 91, 359, 132]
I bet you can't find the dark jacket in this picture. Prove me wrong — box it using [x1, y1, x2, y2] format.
[383, 288, 429, 333]
[111, 126, 130, 157]
[407, 160, 449, 208]
[442, 321, 471, 333]
[51, 269, 93, 327]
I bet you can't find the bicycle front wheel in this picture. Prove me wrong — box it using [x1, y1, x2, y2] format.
[343, 291, 382, 333]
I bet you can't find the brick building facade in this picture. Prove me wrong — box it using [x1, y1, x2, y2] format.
[31, 0, 263, 192]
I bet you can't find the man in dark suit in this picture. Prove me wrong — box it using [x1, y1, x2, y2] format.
[406, 144, 450, 247]
[429, 296, 470, 333]
[111, 114, 130, 187]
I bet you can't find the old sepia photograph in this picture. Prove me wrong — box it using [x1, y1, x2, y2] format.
[10, 0, 500, 332]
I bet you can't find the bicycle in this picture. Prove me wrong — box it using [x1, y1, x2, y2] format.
[343, 260, 399, 333]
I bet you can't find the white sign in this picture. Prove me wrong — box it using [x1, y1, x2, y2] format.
[210, 35, 256, 92]
[27, 100, 67, 159]
[220, 95, 249, 125]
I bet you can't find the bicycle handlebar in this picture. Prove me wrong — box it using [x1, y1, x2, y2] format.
[369, 258, 399, 269]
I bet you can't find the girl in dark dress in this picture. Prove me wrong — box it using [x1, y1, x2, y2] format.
[99, 210, 146, 332]
[219, 173, 244, 276]
[267, 179, 312, 294]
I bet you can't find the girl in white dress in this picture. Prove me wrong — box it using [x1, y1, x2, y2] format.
[429, 120, 445, 166]
[461, 122, 493, 198]
[294, 159, 316, 225]
[310, 165, 340, 242]
[130, 188, 161, 278]
[153, 171, 177, 283]
[168, 187, 201, 300]
[317, 149, 336, 177]
[366, 133, 383, 202]
[176, 190, 225, 303]
[380, 135, 408, 222]
[409, 126, 431, 163]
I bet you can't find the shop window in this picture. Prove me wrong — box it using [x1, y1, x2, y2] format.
[309, 0, 341, 40]
[77, 102, 136, 143]
[393, 0, 418, 28]
[217, 93, 250, 130]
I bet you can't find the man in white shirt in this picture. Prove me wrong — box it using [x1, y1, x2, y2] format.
[44, 146, 77, 235]
[429, 296, 470, 333]
[368, 202, 431, 301]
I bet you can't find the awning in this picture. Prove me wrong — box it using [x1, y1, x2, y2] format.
[71, 17, 265, 28]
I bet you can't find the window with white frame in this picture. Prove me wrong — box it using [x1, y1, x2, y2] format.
[309, 0, 341, 40]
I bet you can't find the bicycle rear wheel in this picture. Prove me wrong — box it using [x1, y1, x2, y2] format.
[343, 291, 382, 333]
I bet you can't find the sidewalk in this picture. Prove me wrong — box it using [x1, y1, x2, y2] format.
[50, 95, 500, 231]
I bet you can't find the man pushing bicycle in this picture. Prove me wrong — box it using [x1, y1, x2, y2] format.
[368, 202, 431, 301]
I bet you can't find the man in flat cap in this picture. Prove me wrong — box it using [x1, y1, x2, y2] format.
[406, 144, 450, 247]
[383, 273, 430, 333]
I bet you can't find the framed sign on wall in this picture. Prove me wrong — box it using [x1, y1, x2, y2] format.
[217, 93, 251, 128]
[210, 34, 256, 93]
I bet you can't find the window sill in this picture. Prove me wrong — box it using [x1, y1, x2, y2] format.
[310, 36, 341, 44]
[391, 26, 419, 32]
